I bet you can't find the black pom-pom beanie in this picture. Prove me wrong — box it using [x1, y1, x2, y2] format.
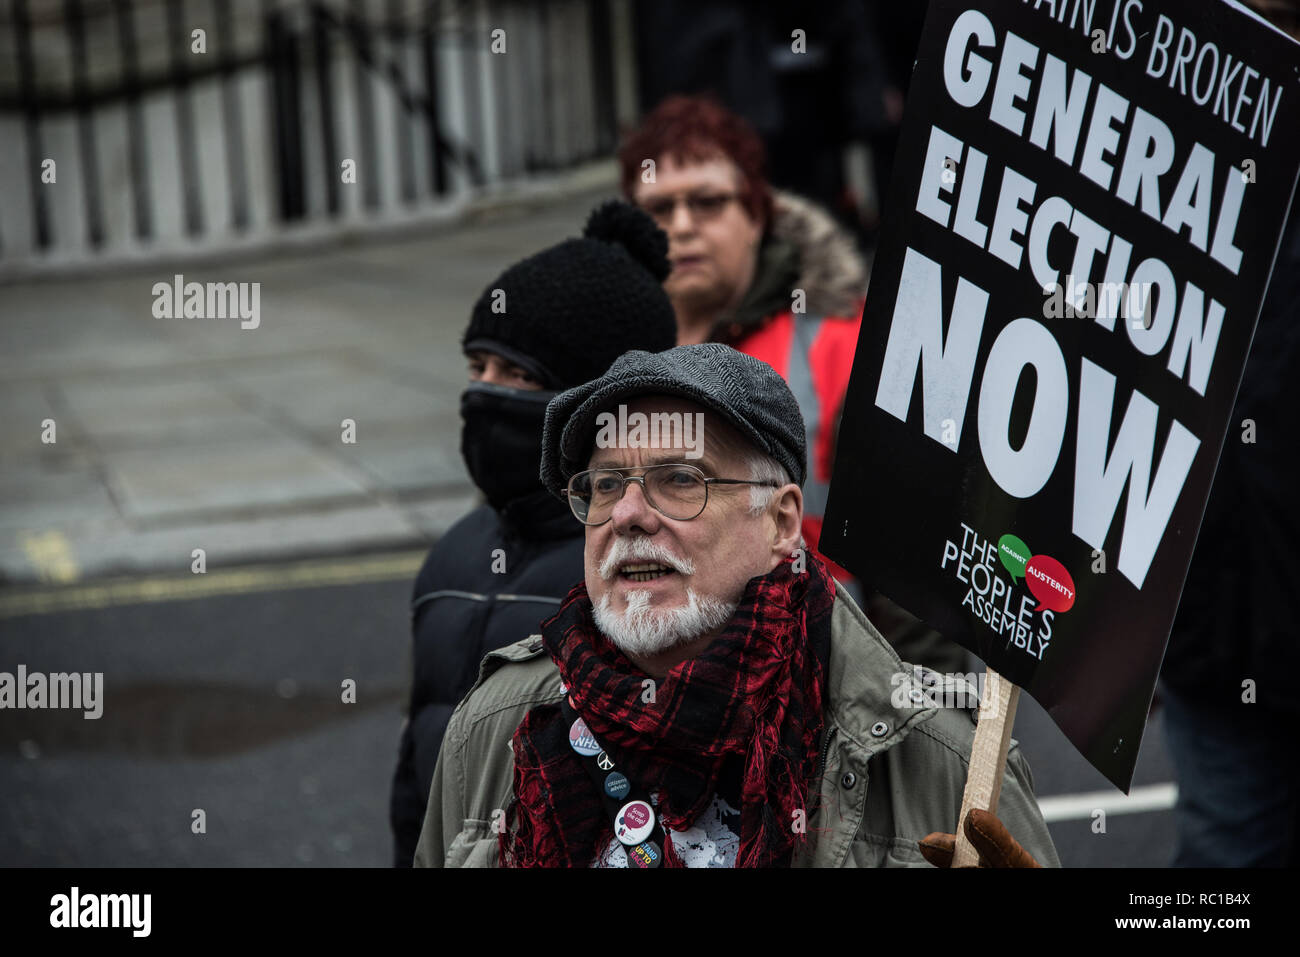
[461, 201, 678, 389]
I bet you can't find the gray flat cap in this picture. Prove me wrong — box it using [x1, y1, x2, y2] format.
[540, 343, 807, 497]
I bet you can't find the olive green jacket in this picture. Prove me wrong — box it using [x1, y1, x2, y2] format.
[414, 584, 1061, 868]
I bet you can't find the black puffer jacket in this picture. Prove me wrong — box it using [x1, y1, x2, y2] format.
[390, 490, 583, 865]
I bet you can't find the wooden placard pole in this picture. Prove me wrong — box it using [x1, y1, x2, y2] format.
[951, 666, 1021, 867]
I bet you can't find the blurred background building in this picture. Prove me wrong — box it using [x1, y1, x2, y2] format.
[0, 0, 635, 275]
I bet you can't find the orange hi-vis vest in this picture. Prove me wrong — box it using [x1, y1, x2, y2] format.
[731, 305, 864, 580]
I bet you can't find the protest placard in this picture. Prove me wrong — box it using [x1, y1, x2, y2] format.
[822, 0, 1300, 790]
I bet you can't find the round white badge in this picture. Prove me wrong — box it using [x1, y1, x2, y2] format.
[615, 800, 655, 845]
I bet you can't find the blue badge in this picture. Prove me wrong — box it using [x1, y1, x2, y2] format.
[603, 772, 631, 801]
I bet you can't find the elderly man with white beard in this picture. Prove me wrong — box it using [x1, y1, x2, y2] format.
[414, 343, 1059, 868]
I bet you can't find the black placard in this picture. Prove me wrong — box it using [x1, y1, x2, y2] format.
[823, 0, 1300, 789]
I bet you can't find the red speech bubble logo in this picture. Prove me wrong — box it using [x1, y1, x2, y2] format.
[1024, 555, 1076, 613]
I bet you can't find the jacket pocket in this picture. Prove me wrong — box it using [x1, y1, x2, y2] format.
[445, 819, 500, 868]
[848, 834, 932, 868]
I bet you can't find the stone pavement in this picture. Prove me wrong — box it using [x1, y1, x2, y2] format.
[0, 170, 616, 585]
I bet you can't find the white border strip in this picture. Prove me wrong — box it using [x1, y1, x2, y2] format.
[1037, 783, 1178, 822]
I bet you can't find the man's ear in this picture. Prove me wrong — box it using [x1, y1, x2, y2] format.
[770, 483, 803, 557]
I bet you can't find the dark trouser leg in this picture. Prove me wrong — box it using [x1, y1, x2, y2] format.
[1162, 682, 1299, 867]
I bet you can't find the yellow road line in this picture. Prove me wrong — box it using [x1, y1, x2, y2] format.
[0, 549, 427, 619]
[19, 530, 80, 584]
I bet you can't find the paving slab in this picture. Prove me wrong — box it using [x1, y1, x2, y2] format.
[0, 382, 79, 458]
[57, 376, 278, 447]
[102, 435, 375, 522]
[333, 420, 469, 495]
[219, 360, 445, 438]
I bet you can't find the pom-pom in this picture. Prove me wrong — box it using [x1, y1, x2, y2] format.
[583, 201, 671, 281]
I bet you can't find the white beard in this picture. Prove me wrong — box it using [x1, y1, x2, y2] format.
[593, 587, 737, 659]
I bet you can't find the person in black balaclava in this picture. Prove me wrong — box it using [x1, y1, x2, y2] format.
[389, 202, 678, 865]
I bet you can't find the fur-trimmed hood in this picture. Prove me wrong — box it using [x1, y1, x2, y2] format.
[769, 191, 869, 316]
[712, 190, 869, 342]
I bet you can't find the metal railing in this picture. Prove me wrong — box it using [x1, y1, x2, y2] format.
[0, 0, 626, 273]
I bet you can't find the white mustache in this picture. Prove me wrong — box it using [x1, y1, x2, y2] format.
[598, 537, 695, 581]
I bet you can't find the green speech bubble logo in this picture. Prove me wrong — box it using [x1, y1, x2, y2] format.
[998, 534, 1031, 581]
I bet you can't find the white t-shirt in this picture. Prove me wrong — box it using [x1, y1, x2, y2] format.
[594, 792, 741, 868]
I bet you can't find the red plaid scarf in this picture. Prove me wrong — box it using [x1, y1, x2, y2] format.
[500, 553, 835, 867]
